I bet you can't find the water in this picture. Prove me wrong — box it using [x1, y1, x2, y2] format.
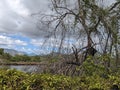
[0, 65, 40, 73]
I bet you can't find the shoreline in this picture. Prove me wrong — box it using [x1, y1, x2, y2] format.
[0, 62, 46, 65]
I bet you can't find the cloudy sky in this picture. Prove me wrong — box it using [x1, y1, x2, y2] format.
[0, 0, 116, 54]
[0, 0, 51, 54]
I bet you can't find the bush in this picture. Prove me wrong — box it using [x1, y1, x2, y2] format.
[0, 69, 120, 90]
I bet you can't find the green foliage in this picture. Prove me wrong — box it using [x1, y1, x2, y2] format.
[3, 53, 12, 60]
[0, 49, 62, 62]
[9, 55, 42, 62]
[30, 55, 41, 62]
[0, 69, 120, 90]
[10, 55, 31, 62]
[81, 56, 106, 76]
[0, 48, 4, 55]
[0, 48, 42, 62]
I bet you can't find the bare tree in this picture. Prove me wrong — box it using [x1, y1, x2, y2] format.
[35, 0, 120, 75]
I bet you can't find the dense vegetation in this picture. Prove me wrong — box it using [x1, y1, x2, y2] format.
[1, 54, 120, 89]
[0, 49, 120, 89]
[0, 68, 119, 90]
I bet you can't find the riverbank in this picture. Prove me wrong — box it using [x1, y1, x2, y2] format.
[0, 61, 47, 65]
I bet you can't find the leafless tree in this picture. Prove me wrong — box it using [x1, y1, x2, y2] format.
[35, 0, 120, 75]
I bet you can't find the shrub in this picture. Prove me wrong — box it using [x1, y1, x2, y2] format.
[0, 69, 120, 90]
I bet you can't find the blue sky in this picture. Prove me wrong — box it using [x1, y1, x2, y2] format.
[0, 0, 116, 54]
[0, 0, 51, 54]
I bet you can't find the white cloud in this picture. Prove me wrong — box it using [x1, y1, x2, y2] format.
[18, 47, 33, 53]
[31, 39, 46, 47]
[6, 0, 30, 17]
[31, 38, 75, 49]
[0, 0, 115, 39]
[0, 0, 47, 39]
[14, 39, 27, 46]
[0, 35, 27, 46]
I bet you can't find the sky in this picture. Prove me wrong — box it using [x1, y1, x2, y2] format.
[0, 0, 116, 54]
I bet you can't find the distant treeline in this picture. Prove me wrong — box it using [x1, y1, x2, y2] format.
[0, 48, 58, 62]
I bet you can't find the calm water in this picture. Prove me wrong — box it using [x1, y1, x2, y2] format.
[0, 65, 40, 73]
